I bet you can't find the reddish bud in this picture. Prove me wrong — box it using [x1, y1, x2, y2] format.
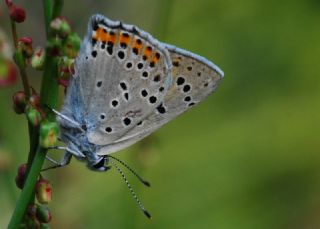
[26, 106, 42, 127]
[19, 37, 32, 45]
[12, 91, 27, 114]
[0, 58, 17, 88]
[31, 47, 45, 70]
[9, 5, 26, 23]
[5, 0, 13, 7]
[18, 37, 33, 58]
[36, 205, 52, 223]
[35, 178, 52, 204]
[29, 90, 40, 108]
[15, 163, 27, 189]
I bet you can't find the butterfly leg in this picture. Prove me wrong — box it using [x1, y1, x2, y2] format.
[41, 152, 72, 171]
[48, 145, 85, 158]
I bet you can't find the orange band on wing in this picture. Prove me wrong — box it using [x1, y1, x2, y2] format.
[119, 32, 131, 48]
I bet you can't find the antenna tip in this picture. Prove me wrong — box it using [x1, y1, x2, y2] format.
[143, 210, 152, 219]
[143, 180, 151, 187]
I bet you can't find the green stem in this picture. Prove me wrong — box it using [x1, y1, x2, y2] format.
[7, 147, 47, 229]
[52, 0, 64, 19]
[43, 0, 53, 37]
[7, 0, 64, 227]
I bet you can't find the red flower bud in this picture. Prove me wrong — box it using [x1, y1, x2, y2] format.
[15, 163, 27, 189]
[36, 178, 52, 204]
[12, 91, 27, 114]
[5, 0, 13, 7]
[18, 37, 33, 58]
[9, 5, 26, 23]
[18, 37, 32, 45]
[29, 90, 40, 108]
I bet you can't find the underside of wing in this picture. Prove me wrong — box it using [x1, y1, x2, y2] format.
[96, 44, 223, 155]
[61, 14, 173, 146]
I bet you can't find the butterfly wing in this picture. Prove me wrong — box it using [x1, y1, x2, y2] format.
[96, 44, 223, 155]
[61, 14, 173, 145]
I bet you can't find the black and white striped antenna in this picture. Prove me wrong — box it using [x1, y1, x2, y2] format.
[109, 159, 152, 219]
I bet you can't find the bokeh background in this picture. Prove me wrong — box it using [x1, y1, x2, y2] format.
[1, 0, 320, 228]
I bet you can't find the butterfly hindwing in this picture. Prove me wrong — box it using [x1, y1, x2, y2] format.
[63, 14, 173, 145]
[96, 44, 223, 155]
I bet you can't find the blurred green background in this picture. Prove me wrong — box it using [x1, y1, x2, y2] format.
[1, 0, 320, 228]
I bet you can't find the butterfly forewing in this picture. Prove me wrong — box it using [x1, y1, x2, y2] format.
[66, 15, 173, 145]
[96, 44, 223, 155]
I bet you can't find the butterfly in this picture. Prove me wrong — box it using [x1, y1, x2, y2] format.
[51, 14, 223, 217]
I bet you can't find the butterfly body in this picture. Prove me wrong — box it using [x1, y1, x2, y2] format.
[57, 14, 224, 170]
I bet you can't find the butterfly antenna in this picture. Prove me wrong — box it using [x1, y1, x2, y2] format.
[108, 155, 151, 187]
[109, 159, 152, 219]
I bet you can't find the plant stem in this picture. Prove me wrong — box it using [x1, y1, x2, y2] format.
[7, 147, 47, 229]
[10, 20, 30, 98]
[10, 20, 18, 48]
[7, 0, 63, 227]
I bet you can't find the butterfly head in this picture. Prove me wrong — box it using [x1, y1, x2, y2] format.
[87, 154, 110, 172]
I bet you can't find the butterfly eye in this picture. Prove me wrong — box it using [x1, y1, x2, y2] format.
[81, 124, 87, 131]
